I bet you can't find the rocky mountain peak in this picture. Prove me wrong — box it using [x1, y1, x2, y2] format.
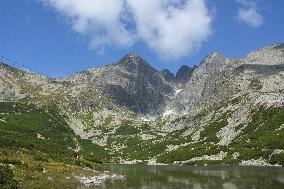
[202, 52, 224, 64]
[273, 43, 284, 49]
[176, 65, 196, 83]
[0, 62, 23, 74]
[161, 69, 175, 82]
[117, 52, 152, 72]
[195, 52, 230, 74]
[0, 62, 12, 69]
[124, 52, 141, 59]
[244, 43, 284, 65]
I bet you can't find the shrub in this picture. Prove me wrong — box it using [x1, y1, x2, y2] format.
[270, 153, 284, 166]
[249, 79, 262, 90]
[33, 164, 44, 172]
[0, 158, 22, 166]
[115, 122, 139, 135]
[0, 165, 18, 189]
[33, 152, 49, 162]
[75, 160, 101, 169]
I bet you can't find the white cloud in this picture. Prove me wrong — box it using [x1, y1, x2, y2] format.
[236, 0, 263, 27]
[238, 8, 263, 27]
[40, 0, 135, 49]
[39, 0, 213, 60]
[128, 0, 212, 60]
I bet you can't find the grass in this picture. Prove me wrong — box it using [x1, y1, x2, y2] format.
[249, 79, 262, 90]
[156, 106, 284, 165]
[115, 121, 139, 135]
[270, 153, 284, 166]
[0, 164, 18, 189]
[0, 103, 76, 162]
[200, 111, 230, 143]
[1, 149, 100, 189]
[78, 111, 95, 128]
[1, 100, 283, 175]
[0, 101, 110, 188]
[157, 143, 226, 164]
[233, 106, 284, 149]
[102, 116, 113, 127]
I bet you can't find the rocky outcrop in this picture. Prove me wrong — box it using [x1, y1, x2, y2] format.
[63, 53, 174, 114]
[101, 53, 173, 114]
[161, 69, 175, 82]
[176, 65, 196, 84]
[169, 52, 241, 114]
[170, 44, 284, 114]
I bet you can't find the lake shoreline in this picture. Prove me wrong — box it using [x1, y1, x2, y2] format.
[96, 164, 284, 189]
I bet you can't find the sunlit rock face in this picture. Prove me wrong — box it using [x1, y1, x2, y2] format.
[170, 44, 284, 114]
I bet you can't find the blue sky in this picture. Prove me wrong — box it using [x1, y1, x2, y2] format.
[0, 0, 283, 78]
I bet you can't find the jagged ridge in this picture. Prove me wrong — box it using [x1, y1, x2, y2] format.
[0, 43, 284, 166]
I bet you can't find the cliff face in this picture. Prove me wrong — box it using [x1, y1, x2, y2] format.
[60, 53, 174, 114]
[176, 65, 196, 84]
[170, 44, 284, 114]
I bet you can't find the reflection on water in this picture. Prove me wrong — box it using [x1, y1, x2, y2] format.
[85, 165, 284, 189]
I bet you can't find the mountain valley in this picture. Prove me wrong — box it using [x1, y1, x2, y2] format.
[1, 44, 284, 171]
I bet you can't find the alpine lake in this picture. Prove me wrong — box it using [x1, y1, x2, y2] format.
[78, 165, 284, 189]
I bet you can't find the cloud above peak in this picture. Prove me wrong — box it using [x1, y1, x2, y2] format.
[236, 0, 263, 28]
[40, 0, 135, 48]
[39, 0, 213, 60]
[128, 0, 212, 60]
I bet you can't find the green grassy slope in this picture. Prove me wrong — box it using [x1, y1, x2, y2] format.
[0, 102, 108, 163]
[156, 106, 284, 165]
[0, 102, 109, 188]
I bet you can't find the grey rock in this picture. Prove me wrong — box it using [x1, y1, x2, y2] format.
[176, 65, 196, 84]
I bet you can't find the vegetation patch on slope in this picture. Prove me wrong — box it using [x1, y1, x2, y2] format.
[0, 102, 109, 188]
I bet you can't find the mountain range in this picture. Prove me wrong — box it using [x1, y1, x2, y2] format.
[0, 43, 284, 166]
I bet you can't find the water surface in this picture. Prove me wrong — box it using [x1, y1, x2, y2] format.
[88, 165, 284, 189]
